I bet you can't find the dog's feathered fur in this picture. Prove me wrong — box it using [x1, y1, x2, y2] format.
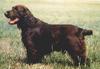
[4, 5, 93, 66]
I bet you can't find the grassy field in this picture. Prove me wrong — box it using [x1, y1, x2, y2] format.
[0, 0, 100, 69]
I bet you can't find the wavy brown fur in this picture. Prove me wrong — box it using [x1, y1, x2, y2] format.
[4, 5, 93, 66]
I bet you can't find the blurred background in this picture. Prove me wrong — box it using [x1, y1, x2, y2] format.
[0, 0, 100, 69]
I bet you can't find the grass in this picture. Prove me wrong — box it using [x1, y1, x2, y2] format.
[0, 0, 100, 69]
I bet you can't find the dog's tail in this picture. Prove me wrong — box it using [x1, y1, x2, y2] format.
[78, 28, 93, 36]
[82, 29, 93, 36]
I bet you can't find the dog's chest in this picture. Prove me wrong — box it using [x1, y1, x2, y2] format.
[33, 27, 41, 35]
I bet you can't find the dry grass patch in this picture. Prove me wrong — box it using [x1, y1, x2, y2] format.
[0, 38, 13, 54]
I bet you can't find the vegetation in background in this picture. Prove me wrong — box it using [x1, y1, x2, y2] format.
[0, 0, 100, 69]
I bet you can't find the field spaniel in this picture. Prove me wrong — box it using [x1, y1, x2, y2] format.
[4, 5, 93, 66]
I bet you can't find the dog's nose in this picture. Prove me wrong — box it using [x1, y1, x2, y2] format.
[6, 11, 10, 13]
[4, 11, 9, 15]
[4, 12, 7, 16]
[4, 11, 9, 18]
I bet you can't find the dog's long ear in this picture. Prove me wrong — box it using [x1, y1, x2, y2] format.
[24, 7, 33, 16]
[13, 5, 32, 16]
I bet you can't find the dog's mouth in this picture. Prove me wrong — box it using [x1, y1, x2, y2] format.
[8, 18, 19, 25]
[4, 12, 19, 25]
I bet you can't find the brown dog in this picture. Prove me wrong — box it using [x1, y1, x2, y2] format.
[4, 5, 93, 66]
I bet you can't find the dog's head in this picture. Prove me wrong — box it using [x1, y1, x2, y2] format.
[4, 5, 31, 25]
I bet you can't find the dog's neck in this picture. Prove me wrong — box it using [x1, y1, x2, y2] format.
[17, 15, 38, 30]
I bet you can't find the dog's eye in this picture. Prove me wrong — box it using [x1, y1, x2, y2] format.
[12, 7, 17, 11]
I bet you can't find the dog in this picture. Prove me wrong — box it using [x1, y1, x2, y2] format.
[4, 5, 93, 66]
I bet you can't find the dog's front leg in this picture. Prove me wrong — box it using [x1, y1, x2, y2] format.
[21, 30, 39, 64]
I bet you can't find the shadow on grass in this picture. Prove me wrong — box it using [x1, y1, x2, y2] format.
[17, 52, 91, 69]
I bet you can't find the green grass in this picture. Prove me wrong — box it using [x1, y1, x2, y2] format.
[0, 0, 100, 69]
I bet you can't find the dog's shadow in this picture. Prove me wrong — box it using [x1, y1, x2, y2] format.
[18, 57, 90, 69]
[19, 56, 73, 66]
